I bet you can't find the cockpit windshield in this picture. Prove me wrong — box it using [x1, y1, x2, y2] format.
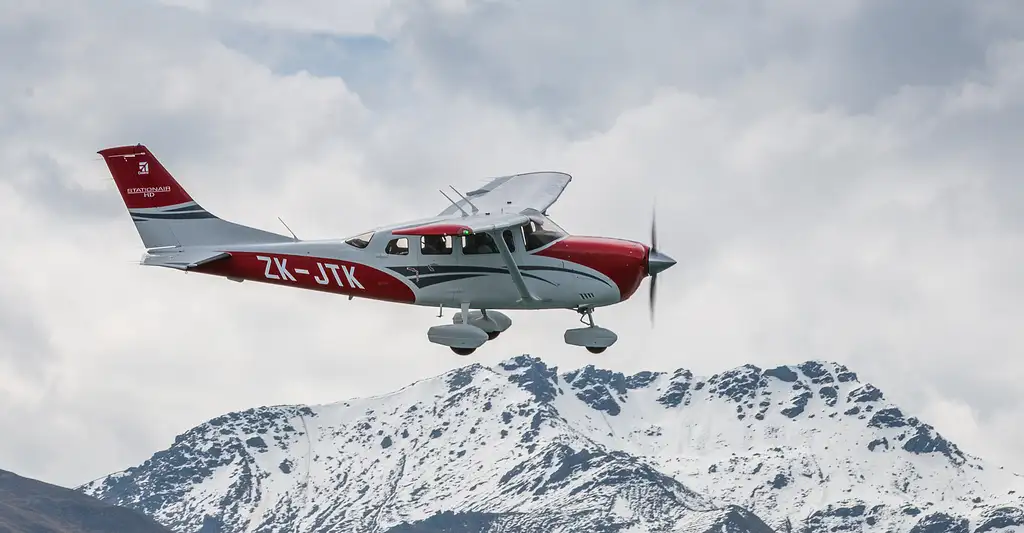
[344, 231, 374, 249]
[523, 213, 567, 250]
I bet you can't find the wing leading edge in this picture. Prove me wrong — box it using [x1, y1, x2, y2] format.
[392, 212, 531, 236]
[438, 172, 571, 217]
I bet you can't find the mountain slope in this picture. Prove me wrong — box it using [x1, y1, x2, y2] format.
[0, 468, 173, 533]
[79, 356, 1024, 533]
[549, 360, 1024, 532]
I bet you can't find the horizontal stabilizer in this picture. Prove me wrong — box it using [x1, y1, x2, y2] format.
[141, 248, 231, 271]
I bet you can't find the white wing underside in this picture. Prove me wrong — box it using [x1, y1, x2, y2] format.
[438, 172, 572, 217]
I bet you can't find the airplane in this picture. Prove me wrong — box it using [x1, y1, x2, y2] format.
[98, 144, 676, 355]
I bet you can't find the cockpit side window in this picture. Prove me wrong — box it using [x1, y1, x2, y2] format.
[523, 215, 566, 250]
[461, 233, 498, 255]
[345, 231, 374, 249]
[502, 229, 517, 252]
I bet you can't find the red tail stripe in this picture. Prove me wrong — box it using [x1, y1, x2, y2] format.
[99, 144, 194, 209]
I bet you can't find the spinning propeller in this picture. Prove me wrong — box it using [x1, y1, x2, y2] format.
[646, 205, 676, 324]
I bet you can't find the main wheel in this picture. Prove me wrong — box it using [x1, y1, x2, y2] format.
[487, 330, 501, 340]
[586, 346, 606, 354]
[451, 347, 476, 356]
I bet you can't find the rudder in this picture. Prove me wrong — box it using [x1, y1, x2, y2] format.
[99, 144, 291, 248]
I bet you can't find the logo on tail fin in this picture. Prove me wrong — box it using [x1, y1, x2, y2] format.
[127, 186, 170, 198]
[138, 161, 149, 175]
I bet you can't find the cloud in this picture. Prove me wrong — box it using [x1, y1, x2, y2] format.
[0, 0, 1022, 488]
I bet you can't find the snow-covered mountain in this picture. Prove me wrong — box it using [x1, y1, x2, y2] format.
[79, 356, 1024, 533]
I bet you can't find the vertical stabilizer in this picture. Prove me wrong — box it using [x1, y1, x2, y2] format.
[98, 144, 291, 248]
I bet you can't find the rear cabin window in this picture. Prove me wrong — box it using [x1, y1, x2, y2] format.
[421, 235, 453, 255]
[461, 233, 498, 254]
[385, 237, 409, 255]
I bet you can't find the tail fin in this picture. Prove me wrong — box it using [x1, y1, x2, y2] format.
[98, 144, 291, 249]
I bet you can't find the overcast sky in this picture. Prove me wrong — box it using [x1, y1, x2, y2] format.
[1, 0, 1022, 489]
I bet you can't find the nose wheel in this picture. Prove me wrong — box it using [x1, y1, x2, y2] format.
[565, 307, 617, 353]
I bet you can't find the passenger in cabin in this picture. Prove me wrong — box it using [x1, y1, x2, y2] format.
[462, 233, 498, 254]
[422, 235, 451, 255]
[385, 238, 409, 255]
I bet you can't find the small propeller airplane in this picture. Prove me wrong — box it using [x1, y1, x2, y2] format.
[98, 144, 676, 355]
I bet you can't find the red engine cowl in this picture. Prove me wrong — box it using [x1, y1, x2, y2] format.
[534, 236, 648, 301]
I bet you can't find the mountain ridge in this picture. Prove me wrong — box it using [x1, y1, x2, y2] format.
[0, 467, 174, 533]
[80, 355, 1024, 533]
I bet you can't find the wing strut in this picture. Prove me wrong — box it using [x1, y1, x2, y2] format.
[490, 230, 539, 303]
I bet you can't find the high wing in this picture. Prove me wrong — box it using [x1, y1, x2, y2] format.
[438, 172, 572, 217]
[392, 212, 531, 236]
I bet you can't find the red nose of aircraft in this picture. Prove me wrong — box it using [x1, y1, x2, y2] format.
[536, 236, 677, 303]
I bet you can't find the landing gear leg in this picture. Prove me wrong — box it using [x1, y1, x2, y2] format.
[481, 309, 501, 340]
[579, 308, 604, 353]
[579, 307, 596, 328]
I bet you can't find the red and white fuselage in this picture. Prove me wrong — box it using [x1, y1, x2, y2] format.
[99, 144, 676, 353]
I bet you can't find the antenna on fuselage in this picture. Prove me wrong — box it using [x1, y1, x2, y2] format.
[277, 217, 299, 241]
[440, 189, 470, 217]
[448, 185, 480, 215]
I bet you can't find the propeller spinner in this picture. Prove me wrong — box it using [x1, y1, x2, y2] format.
[646, 207, 677, 323]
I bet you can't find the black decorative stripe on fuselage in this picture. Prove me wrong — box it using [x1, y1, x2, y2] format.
[391, 270, 555, 289]
[519, 265, 610, 286]
[387, 264, 612, 289]
[411, 273, 488, 288]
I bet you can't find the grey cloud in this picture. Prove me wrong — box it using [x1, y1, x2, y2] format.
[239, 0, 1024, 472]
[0, 286, 54, 382]
[1, 152, 121, 221]
[806, 0, 996, 111]
[2, 0, 1024, 489]
[389, 0, 1020, 126]
[218, 26, 406, 108]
